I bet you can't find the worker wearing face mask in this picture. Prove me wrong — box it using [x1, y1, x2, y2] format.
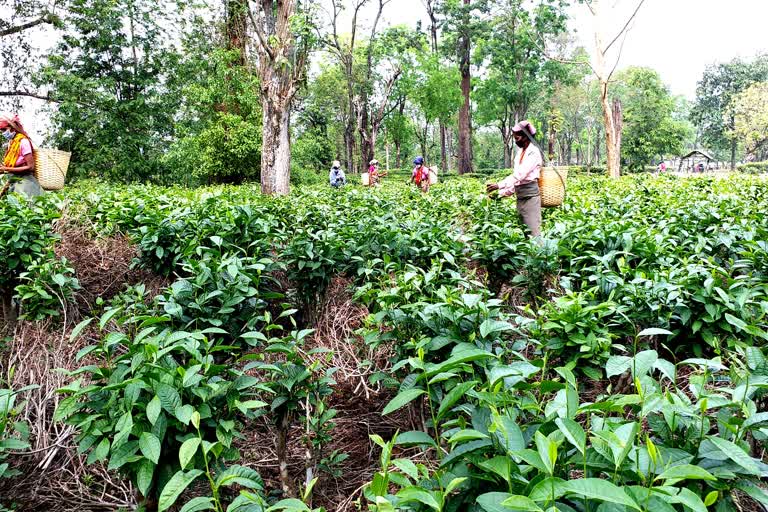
[486, 120, 542, 237]
[0, 113, 42, 199]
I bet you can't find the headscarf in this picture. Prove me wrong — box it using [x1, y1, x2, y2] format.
[512, 120, 536, 137]
[0, 113, 30, 139]
[1, 113, 33, 168]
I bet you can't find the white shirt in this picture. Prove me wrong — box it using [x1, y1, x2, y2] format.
[497, 143, 543, 197]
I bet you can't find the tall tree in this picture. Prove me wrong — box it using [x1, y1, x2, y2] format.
[40, 0, 181, 181]
[327, 0, 369, 173]
[440, 0, 487, 174]
[422, 0, 449, 171]
[580, 0, 646, 178]
[475, 0, 571, 167]
[730, 81, 768, 161]
[249, 0, 315, 195]
[691, 55, 768, 169]
[455, 0, 473, 174]
[357, 22, 417, 171]
[618, 67, 690, 169]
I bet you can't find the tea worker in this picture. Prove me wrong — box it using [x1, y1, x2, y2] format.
[329, 160, 346, 188]
[486, 120, 542, 237]
[410, 156, 431, 193]
[0, 113, 41, 199]
[368, 159, 387, 186]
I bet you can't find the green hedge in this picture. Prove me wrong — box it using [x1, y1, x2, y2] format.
[737, 161, 768, 174]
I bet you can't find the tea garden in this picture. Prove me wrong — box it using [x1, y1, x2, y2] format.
[1, 172, 768, 511]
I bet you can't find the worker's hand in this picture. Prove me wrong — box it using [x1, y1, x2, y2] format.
[486, 183, 499, 193]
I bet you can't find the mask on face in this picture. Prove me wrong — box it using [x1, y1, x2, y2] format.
[1, 130, 14, 141]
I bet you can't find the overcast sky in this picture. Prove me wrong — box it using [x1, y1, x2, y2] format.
[14, 0, 768, 141]
[364, 0, 768, 98]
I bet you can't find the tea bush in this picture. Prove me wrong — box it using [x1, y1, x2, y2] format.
[45, 173, 768, 510]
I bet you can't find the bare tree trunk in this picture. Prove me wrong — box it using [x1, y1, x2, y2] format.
[457, 0, 473, 175]
[277, 413, 292, 497]
[600, 81, 622, 178]
[261, 100, 291, 195]
[587, 0, 645, 177]
[250, 0, 308, 195]
[395, 141, 402, 168]
[1, 291, 16, 331]
[502, 127, 512, 169]
[440, 123, 448, 171]
[344, 126, 355, 173]
[359, 99, 373, 172]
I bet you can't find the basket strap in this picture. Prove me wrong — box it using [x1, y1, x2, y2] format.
[552, 167, 567, 204]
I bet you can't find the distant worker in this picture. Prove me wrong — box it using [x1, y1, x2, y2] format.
[486, 120, 542, 237]
[410, 156, 432, 193]
[368, 159, 387, 186]
[329, 160, 346, 188]
[657, 161, 667, 173]
[0, 113, 41, 199]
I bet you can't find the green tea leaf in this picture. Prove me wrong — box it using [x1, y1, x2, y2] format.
[179, 438, 201, 469]
[564, 479, 640, 510]
[158, 469, 203, 512]
[655, 464, 716, 482]
[139, 432, 161, 464]
[382, 388, 425, 416]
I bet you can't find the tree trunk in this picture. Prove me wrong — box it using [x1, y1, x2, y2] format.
[277, 412, 292, 497]
[457, 0, 473, 174]
[345, 118, 356, 173]
[420, 124, 429, 161]
[600, 80, 622, 178]
[730, 133, 737, 171]
[1, 291, 16, 331]
[395, 141, 402, 168]
[440, 122, 447, 171]
[261, 100, 291, 195]
[502, 127, 512, 169]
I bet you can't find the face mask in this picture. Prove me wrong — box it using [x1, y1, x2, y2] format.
[1, 130, 14, 141]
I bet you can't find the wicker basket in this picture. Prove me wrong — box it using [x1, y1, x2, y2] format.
[428, 167, 438, 184]
[538, 166, 568, 207]
[33, 148, 70, 190]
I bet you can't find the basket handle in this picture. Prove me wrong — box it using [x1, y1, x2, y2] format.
[520, 129, 568, 206]
[34, 149, 67, 180]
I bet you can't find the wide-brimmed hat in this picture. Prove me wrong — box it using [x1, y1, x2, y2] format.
[413, 156, 424, 165]
[512, 120, 536, 136]
[332, 160, 341, 168]
[369, 159, 379, 165]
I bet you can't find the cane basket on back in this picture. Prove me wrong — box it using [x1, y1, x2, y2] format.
[33, 148, 71, 190]
[538, 166, 568, 207]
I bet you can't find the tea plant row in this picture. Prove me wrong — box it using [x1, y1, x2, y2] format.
[2, 174, 767, 511]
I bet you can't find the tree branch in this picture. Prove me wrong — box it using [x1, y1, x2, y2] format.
[0, 13, 56, 37]
[0, 90, 56, 102]
[602, 0, 645, 55]
[246, 2, 275, 62]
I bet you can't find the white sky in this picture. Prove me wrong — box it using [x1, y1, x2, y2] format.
[13, 0, 768, 141]
[368, 0, 768, 98]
